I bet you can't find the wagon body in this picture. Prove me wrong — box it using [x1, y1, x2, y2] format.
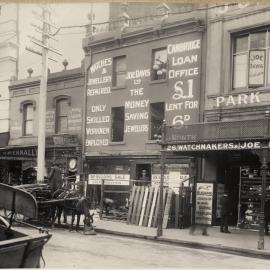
[0, 183, 52, 268]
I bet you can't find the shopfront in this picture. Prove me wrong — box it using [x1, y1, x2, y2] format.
[85, 155, 194, 209]
[164, 118, 270, 228]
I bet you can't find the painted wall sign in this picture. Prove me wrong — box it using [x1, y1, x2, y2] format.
[88, 174, 130, 185]
[248, 50, 265, 86]
[167, 34, 202, 128]
[195, 182, 214, 225]
[216, 92, 260, 108]
[167, 141, 262, 151]
[85, 32, 202, 153]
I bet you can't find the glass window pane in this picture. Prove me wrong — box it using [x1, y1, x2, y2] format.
[25, 120, 33, 135]
[233, 54, 248, 88]
[26, 105, 33, 120]
[116, 57, 126, 72]
[58, 100, 68, 115]
[250, 32, 266, 49]
[58, 117, 68, 133]
[116, 73, 126, 87]
[233, 36, 248, 53]
[154, 49, 167, 65]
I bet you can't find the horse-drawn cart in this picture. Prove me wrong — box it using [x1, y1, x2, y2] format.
[0, 183, 52, 268]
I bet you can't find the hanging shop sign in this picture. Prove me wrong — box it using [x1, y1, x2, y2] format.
[166, 141, 262, 152]
[248, 50, 265, 87]
[195, 182, 214, 225]
[88, 174, 130, 186]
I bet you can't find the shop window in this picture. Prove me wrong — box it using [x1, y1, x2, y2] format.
[23, 103, 34, 136]
[149, 102, 165, 140]
[112, 56, 126, 88]
[232, 30, 270, 89]
[55, 98, 69, 134]
[152, 48, 167, 80]
[111, 106, 125, 142]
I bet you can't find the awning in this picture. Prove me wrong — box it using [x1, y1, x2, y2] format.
[0, 146, 37, 160]
[164, 118, 268, 152]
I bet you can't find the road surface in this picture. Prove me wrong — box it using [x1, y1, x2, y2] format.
[18, 227, 270, 268]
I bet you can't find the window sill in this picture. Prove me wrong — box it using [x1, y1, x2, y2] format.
[146, 140, 158, 144]
[21, 135, 35, 138]
[108, 141, 126, 146]
[111, 86, 126, 91]
[149, 79, 167, 85]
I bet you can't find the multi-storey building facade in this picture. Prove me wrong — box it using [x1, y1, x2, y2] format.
[82, 4, 206, 207]
[83, 3, 270, 228]
[0, 65, 84, 184]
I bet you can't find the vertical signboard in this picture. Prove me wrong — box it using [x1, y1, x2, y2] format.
[195, 182, 214, 225]
[85, 57, 112, 148]
[166, 33, 202, 127]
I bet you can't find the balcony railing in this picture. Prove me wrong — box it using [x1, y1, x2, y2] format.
[164, 118, 269, 144]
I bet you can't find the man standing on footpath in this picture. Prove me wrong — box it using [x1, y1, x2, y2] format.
[220, 190, 231, 233]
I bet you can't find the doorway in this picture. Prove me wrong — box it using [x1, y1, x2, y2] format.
[135, 164, 151, 185]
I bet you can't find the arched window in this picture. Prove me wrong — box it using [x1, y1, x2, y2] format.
[23, 103, 34, 136]
[55, 98, 69, 134]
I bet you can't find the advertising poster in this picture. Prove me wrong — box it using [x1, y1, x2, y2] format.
[195, 182, 214, 225]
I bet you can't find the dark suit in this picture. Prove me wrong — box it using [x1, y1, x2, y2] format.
[220, 194, 231, 233]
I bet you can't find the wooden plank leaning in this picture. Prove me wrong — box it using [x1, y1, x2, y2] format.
[131, 186, 141, 224]
[162, 189, 173, 229]
[135, 186, 145, 225]
[139, 187, 149, 226]
[143, 187, 154, 226]
[148, 186, 158, 227]
[127, 186, 137, 224]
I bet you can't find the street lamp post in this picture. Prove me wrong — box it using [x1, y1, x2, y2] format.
[155, 121, 166, 237]
[257, 110, 270, 250]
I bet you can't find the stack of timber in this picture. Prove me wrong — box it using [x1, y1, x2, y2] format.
[127, 186, 173, 228]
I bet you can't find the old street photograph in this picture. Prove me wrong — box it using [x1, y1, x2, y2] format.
[1, 1, 270, 269]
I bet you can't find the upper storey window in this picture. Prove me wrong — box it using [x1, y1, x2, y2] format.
[55, 98, 69, 134]
[232, 30, 270, 89]
[23, 103, 34, 136]
[112, 56, 127, 88]
[152, 48, 167, 81]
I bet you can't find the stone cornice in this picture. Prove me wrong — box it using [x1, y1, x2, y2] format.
[210, 6, 270, 24]
[9, 67, 84, 91]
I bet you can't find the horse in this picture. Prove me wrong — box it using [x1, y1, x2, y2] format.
[51, 189, 94, 231]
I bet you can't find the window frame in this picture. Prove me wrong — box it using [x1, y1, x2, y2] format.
[151, 47, 168, 81]
[112, 55, 127, 88]
[22, 102, 34, 136]
[232, 29, 270, 90]
[55, 98, 69, 134]
[149, 102, 165, 140]
[111, 106, 125, 142]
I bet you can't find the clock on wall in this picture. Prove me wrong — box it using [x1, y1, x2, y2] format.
[68, 158, 77, 172]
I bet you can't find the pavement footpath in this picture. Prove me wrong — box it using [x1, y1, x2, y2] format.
[92, 217, 270, 260]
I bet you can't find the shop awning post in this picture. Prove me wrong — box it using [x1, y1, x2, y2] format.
[257, 110, 270, 250]
[156, 121, 166, 237]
